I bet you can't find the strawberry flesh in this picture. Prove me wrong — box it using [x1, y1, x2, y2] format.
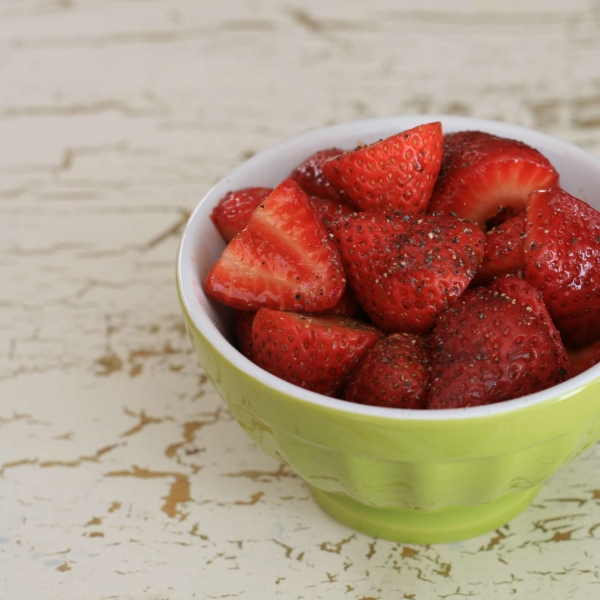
[344, 333, 431, 409]
[252, 309, 384, 396]
[322, 122, 443, 213]
[428, 131, 559, 229]
[329, 211, 485, 333]
[205, 178, 345, 312]
[524, 188, 600, 347]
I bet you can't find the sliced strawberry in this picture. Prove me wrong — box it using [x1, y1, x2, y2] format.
[427, 286, 569, 409]
[329, 211, 485, 333]
[252, 309, 384, 396]
[474, 214, 526, 285]
[211, 187, 273, 242]
[428, 131, 559, 229]
[344, 333, 431, 409]
[291, 147, 344, 201]
[568, 340, 600, 377]
[309, 195, 355, 227]
[321, 122, 443, 213]
[205, 178, 345, 312]
[524, 188, 600, 347]
[232, 310, 256, 361]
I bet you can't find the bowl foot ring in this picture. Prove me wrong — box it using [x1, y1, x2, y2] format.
[308, 483, 542, 544]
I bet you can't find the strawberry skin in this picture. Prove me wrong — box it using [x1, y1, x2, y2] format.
[524, 188, 600, 347]
[232, 310, 256, 361]
[344, 333, 431, 409]
[428, 131, 559, 229]
[321, 122, 443, 213]
[252, 309, 384, 396]
[428, 286, 569, 409]
[291, 147, 344, 201]
[211, 187, 273, 242]
[309, 195, 355, 227]
[474, 214, 526, 285]
[329, 211, 485, 333]
[205, 178, 345, 312]
[568, 340, 600, 377]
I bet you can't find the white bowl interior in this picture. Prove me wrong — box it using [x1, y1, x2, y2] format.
[178, 115, 600, 420]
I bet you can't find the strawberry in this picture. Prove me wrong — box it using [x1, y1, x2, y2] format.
[568, 340, 600, 377]
[321, 122, 443, 213]
[211, 187, 273, 242]
[344, 333, 431, 409]
[309, 195, 355, 227]
[232, 310, 256, 361]
[428, 131, 559, 229]
[252, 309, 384, 396]
[524, 188, 600, 347]
[321, 286, 366, 318]
[474, 214, 526, 284]
[427, 285, 570, 409]
[205, 178, 345, 312]
[329, 211, 485, 333]
[291, 147, 344, 201]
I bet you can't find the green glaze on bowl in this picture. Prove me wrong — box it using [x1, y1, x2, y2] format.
[177, 115, 600, 544]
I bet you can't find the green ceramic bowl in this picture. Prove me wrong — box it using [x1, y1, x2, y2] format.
[177, 116, 600, 544]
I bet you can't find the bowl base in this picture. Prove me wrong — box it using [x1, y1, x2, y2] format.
[308, 484, 542, 544]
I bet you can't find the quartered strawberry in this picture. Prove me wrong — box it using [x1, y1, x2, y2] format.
[321, 122, 443, 213]
[291, 147, 344, 201]
[211, 187, 273, 242]
[474, 213, 526, 285]
[344, 333, 431, 409]
[427, 285, 570, 409]
[232, 310, 256, 361]
[205, 178, 345, 312]
[524, 188, 600, 347]
[329, 211, 485, 333]
[428, 131, 559, 229]
[568, 340, 600, 377]
[252, 309, 384, 396]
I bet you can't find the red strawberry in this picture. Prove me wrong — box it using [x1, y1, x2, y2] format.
[321, 286, 366, 318]
[427, 286, 570, 409]
[344, 333, 431, 409]
[291, 147, 344, 201]
[205, 178, 345, 312]
[329, 211, 485, 333]
[428, 131, 559, 229]
[252, 309, 384, 396]
[474, 214, 526, 284]
[232, 310, 256, 361]
[211, 187, 273, 242]
[321, 122, 443, 213]
[309, 195, 355, 227]
[524, 188, 600, 347]
[568, 340, 600, 377]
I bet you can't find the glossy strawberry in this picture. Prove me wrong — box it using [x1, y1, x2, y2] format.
[232, 310, 256, 361]
[322, 122, 443, 213]
[427, 286, 570, 409]
[344, 333, 431, 409]
[321, 286, 366, 318]
[252, 309, 384, 396]
[211, 187, 273, 242]
[205, 178, 345, 312]
[474, 214, 526, 284]
[309, 196, 355, 227]
[428, 131, 559, 229]
[568, 340, 600, 377]
[524, 188, 600, 347]
[291, 147, 344, 201]
[329, 211, 485, 333]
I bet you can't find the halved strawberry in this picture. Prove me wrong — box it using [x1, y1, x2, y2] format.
[211, 187, 273, 242]
[291, 147, 344, 201]
[252, 309, 384, 396]
[474, 214, 526, 285]
[428, 131, 559, 229]
[344, 333, 431, 409]
[427, 285, 570, 409]
[524, 188, 600, 347]
[568, 340, 600, 377]
[205, 178, 345, 312]
[329, 211, 485, 333]
[322, 122, 443, 213]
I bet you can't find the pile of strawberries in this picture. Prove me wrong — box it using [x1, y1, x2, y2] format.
[204, 122, 600, 409]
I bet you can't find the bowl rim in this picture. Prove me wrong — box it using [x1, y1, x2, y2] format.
[177, 114, 600, 421]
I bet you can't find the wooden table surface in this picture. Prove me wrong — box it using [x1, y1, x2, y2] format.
[1, 1, 600, 598]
